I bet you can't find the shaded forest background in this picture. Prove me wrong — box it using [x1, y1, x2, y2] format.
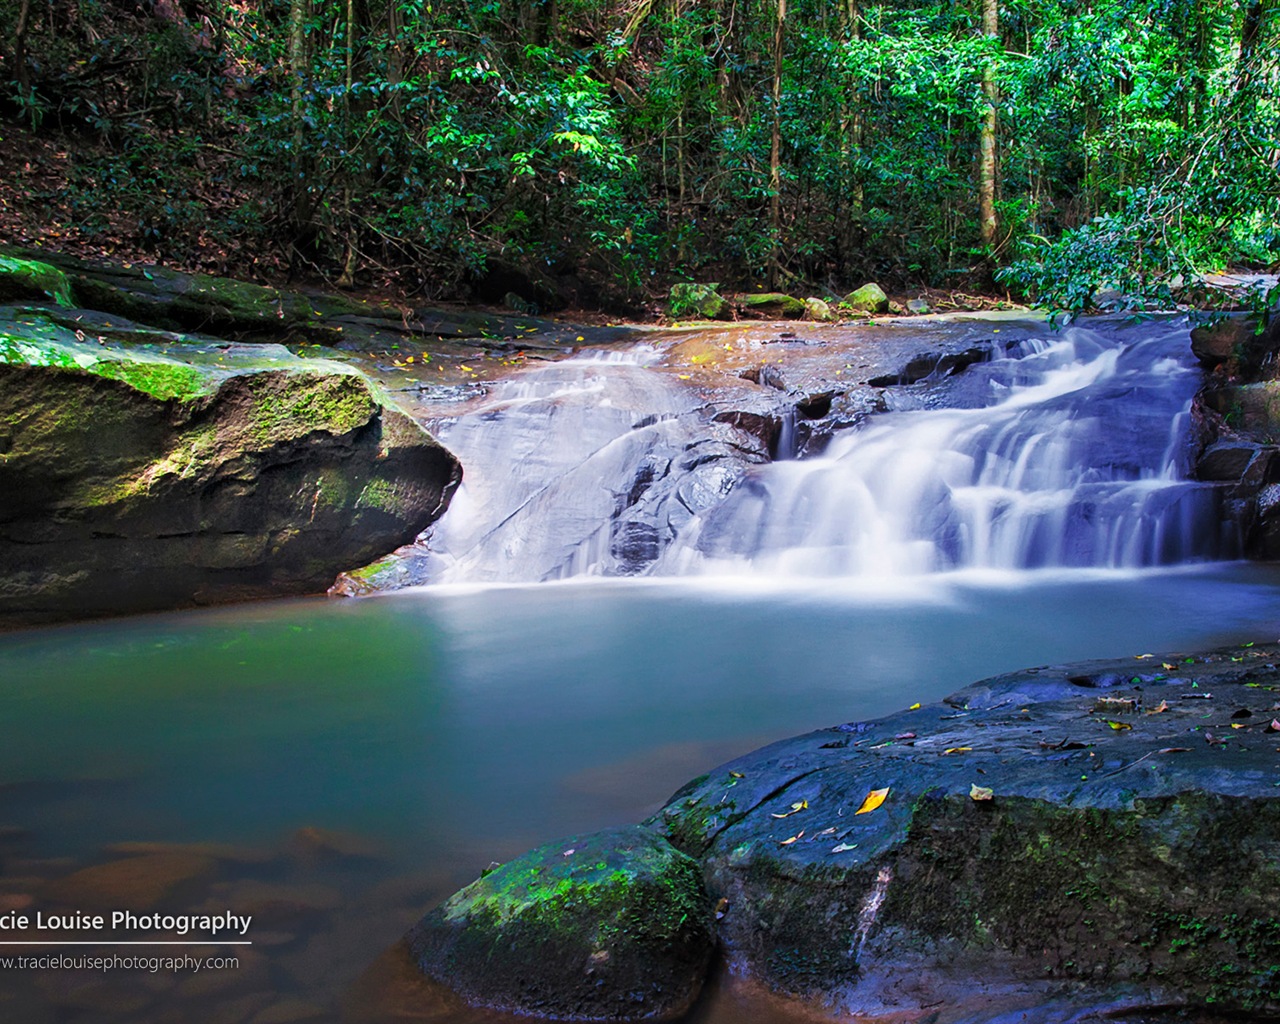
[0, 0, 1277, 312]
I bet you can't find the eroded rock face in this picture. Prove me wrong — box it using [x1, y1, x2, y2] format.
[0, 313, 460, 627]
[406, 825, 714, 1022]
[652, 644, 1280, 1019]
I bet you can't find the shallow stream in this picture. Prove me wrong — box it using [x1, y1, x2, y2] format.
[2, 314, 1277, 1023]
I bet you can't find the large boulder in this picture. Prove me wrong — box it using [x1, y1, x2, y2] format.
[653, 645, 1280, 1018]
[406, 825, 714, 1021]
[0, 307, 460, 627]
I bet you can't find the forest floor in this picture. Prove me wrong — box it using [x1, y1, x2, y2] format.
[0, 119, 1025, 327]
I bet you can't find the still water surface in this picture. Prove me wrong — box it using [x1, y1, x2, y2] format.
[3, 566, 1280, 1022]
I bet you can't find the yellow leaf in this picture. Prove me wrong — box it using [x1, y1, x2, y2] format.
[729, 771, 744, 779]
[405, 356, 414, 363]
[1133, 653, 1154, 659]
[677, 373, 692, 379]
[909, 703, 921, 710]
[943, 747, 972, 755]
[855, 787, 889, 814]
[1161, 663, 1176, 670]
[770, 800, 808, 819]
[1108, 721, 1132, 731]
[460, 365, 474, 372]
[970, 783, 994, 801]
[780, 831, 803, 846]
[1232, 723, 1247, 729]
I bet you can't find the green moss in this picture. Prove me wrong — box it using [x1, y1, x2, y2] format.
[244, 373, 374, 445]
[739, 292, 806, 317]
[89, 360, 208, 401]
[356, 477, 408, 516]
[0, 256, 75, 308]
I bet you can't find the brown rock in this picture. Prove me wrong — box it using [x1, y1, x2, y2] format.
[248, 998, 328, 1024]
[42, 853, 216, 912]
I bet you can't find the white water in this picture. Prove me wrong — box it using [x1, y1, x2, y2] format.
[660, 325, 1232, 576]
[417, 318, 1235, 584]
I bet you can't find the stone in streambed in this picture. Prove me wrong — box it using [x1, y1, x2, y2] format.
[42, 853, 217, 912]
[737, 292, 806, 319]
[653, 644, 1280, 1019]
[842, 282, 889, 313]
[406, 825, 714, 1021]
[668, 282, 728, 320]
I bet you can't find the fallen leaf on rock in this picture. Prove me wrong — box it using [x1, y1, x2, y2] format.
[1107, 721, 1133, 731]
[943, 747, 972, 755]
[830, 843, 858, 853]
[729, 771, 744, 778]
[855, 788, 890, 814]
[1146, 701, 1169, 715]
[780, 831, 804, 846]
[771, 800, 808, 819]
[1134, 654, 1154, 659]
[970, 784, 994, 801]
[909, 703, 921, 710]
[1232, 723, 1248, 729]
[562, 848, 575, 857]
[895, 732, 916, 740]
[1162, 663, 1176, 670]
[1157, 747, 1190, 754]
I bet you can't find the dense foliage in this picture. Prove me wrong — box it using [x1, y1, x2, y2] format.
[0, 0, 1276, 308]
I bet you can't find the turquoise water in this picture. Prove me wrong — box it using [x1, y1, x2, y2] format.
[2, 565, 1280, 1021]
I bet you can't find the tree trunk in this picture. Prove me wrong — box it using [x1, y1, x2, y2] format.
[12, 0, 32, 101]
[768, 0, 786, 288]
[978, 0, 999, 253]
[288, 0, 315, 263]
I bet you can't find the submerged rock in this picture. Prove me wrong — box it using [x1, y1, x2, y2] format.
[407, 825, 714, 1021]
[0, 308, 460, 627]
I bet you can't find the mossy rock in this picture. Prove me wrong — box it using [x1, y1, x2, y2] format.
[0, 256, 74, 308]
[668, 282, 728, 321]
[803, 296, 835, 322]
[653, 647, 1280, 1016]
[843, 282, 889, 313]
[407, 825, 714, 1021]
[0, 313, 461, 627]
[737, 292, 806, 318]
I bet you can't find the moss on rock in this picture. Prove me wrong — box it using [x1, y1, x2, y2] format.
[0, 256, 75, 308]
[407, 825, 714, 1021]
[0, 318, 461, 627]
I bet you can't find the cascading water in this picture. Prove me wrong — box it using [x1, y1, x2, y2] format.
[414, 317, 1236, 584]
[658, 322, 1236, 576]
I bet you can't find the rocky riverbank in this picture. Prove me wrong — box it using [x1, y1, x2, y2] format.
[406, 639, 1280, 1022]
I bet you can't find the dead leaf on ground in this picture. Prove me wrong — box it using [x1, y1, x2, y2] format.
[970, 783, 994, 801]
[771, 800, 808, 819]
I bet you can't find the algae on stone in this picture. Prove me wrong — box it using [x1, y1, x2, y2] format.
[407, 825, 714, 1022]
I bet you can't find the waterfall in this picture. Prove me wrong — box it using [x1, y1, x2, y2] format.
[658, 324, 1234, 576]
[415, 319, 1235, 584]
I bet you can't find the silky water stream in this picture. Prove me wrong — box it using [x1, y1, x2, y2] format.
[2, 316, 1279, 1024]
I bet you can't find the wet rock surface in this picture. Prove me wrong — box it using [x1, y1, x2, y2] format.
[406, 825, 714, 1022]
[650, 640, 1280, 1020]
[1191, 307, 1280, 557]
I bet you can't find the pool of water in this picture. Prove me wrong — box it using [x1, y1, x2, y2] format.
[3, 564, 1280, 1023]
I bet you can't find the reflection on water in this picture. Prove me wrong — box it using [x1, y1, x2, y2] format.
[3, 566, 1280, 1021]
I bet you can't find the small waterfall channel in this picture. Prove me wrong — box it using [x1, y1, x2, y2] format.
[415, 317, 1235, 584]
